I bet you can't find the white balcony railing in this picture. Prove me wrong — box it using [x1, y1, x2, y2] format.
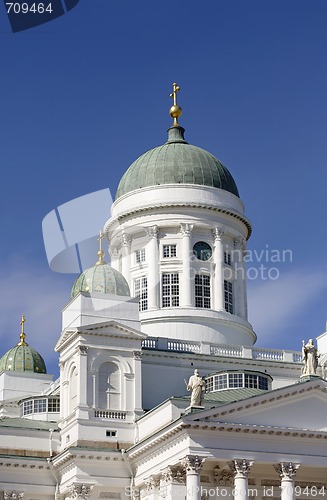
[142, 337, 302, 364]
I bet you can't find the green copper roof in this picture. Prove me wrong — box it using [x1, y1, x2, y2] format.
[71, 261, 130, 299]
[0, 344, 47, 374]
[116, 126, 239, 200]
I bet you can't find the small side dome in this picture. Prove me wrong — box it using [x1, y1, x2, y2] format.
[71, 262, 130, 299]
[70, 231, 130, 299]
[0, 316, 47, 374]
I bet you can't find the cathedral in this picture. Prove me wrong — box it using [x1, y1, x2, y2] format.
[1, 85, 327, 499]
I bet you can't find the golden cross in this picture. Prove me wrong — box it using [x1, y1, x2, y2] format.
[18, 314, 27, 346]
[98, 230, 104, 253]
[20, 314, 25, 334]
[170, 82, 180, 106]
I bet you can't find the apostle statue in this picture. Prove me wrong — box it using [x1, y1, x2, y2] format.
[301, 339, 319, 376]
[186, 369, 205, 407]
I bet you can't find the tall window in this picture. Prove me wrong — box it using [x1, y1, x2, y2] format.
[70, 367, 78, 414]
[224, 280, 233, 313]
[224, 251, 231, 266]
[195, 274, 211, 308]
[134, 276, 148, 311]
[135, 248, 145, 263]
[163, 244, 177, 258]
[162, 273, 179, 307]
[98, 362, 120, 410]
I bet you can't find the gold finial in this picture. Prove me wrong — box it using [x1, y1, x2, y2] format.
[96, 230, 106, 265]
[169, 82, 182, 126]
[18, 314, 28, 346]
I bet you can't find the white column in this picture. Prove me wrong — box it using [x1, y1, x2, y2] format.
[145, 226, 159, 310]
[182, 455, 204, 500]
[133, 350, 143, 412]
[212, 227, 225, 310]
[234, 237, 247, 319]
[274, 462, 300, 500]
[145, 477, 160, 500]
[180, 223, 194, 307]
[228, 459, 253, 500]
[121, 234, 132, 286]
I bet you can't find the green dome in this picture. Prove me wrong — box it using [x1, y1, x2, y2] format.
[71, 259, 130, 299]
[116, 126, 239, 200]
[0, 344, 47, 374]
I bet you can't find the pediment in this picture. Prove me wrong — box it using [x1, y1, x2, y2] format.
[185, 379, 327, 432]
[55, 320, 147, 351]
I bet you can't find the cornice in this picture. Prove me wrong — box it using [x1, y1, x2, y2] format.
[52, 448, 123, 469]
[55, 321, 146, 351]
[107, 202, 252, 239]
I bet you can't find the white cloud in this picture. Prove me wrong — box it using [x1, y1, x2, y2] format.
[248, 267, 327, 347]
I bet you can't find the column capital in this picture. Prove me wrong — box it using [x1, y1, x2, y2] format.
[162, 465, 186, 484]
[144, 225, 159, 239]
[122, 233, 133, 247]
[182, 455, 205, 474]
[77, 345, 88, 355]
[109, 246, 119, 258]
[69, 483, 93, 499]
[274, 462, 300, 479]
[212, 227, 225, 241]
[228, 459, 253, 477]
[234, 236, 246, 251]
[145, 476, 160, 492]
[180, 223, 194, 236]
[133, 350, 142, 360]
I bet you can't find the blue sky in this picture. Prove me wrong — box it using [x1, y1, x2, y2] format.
[0, 0, 327, 376]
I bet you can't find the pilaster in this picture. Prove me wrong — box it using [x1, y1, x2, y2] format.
[180, 223, 194, 307]
[144, 226, 159, 310]
[234, 237, 247, 319]
[212, 227, 225, 310]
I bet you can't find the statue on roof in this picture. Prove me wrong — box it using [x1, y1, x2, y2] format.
[186, 369, 205, 407]
[301, 339, 319, 376]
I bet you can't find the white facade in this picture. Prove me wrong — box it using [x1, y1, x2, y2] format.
[1, 116, 327, 499]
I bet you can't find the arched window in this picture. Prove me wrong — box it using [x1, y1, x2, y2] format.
[70, 367, 78, 414]
[98, 362, 121, 410]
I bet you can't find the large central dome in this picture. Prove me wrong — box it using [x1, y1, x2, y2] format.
[115, 126, 239, 200]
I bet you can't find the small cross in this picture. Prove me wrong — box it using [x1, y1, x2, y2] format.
[170, 82, 180, 106]
[98, 230, 104, 253]
[20, 314, 25, 334]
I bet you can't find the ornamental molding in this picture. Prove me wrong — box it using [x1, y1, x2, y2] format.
[78, 345, 88, 355]
[107, 202, 252, 239]
[4, 493, 24, 500]
[133, 350, 142, 360]
[180, 223, 194, 236]
[213, 466, 233, 486]
[228, 459, 253, 477]
[273, 462, 300, 479]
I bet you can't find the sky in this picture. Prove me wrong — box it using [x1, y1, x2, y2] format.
[0, 0, 327, 377]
